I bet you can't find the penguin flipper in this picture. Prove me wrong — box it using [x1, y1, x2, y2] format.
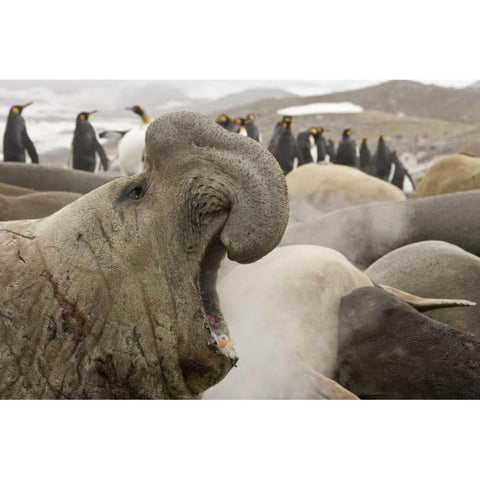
[22, 130, 39, 164]
[95, 139, 110, 171]
[99, 130, 129, 139]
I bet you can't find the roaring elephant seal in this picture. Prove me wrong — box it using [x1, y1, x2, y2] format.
[0, 163, 115, 194]
[286, 163, 405, 212]
[204, 245, 470, 399]
[0, 191, 81, 221]
[0, 182, 35, 197]
[366, 241, 480, 337]
[417, 153, 480, 197]
[336, 287, 480, 399]
[282, 190, 480, 269]
[0, 112, 289, 399]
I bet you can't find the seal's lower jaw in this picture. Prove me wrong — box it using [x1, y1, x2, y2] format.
[180, 237, 238, 395]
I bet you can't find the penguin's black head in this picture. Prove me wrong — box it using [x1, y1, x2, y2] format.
[343, 128, 352, 138]
[216, 114, 230, 126]
[282, 116, 293, 129]
[379, 135, 385, 142]
[309, 127, 318, 136]
[127, 105, 144, 116]
[316, 126, 324, 134]
[77, 111, 97, 121]
[234, 117, 245, 126]
[126, 105, 152, 124]
[362, 138, 368, 144]
[246, 113, 256, 123]
[9, 102, 33, 116]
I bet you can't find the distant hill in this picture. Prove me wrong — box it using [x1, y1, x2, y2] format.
[292, 81, 480, 124]
[193, 88, 294, 114]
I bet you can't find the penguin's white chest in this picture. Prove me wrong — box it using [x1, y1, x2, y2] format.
[117, 125, 148, 176]
[309, 135, 318, 163]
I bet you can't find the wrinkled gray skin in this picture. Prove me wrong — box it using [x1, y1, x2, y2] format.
[336, 287, 480, 399]
[367, 241, 480, 337]
[0, 192, 81, 221]
[0, 112, 289, 399]
[0, 163, 115, 194]
[217, 194, 324, 281]
[282, 190, 480, 269]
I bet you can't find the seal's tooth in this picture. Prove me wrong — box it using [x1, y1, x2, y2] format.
[218, 338, 236, 349]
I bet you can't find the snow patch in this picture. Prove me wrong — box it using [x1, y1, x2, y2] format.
[278, 102, 364, 116]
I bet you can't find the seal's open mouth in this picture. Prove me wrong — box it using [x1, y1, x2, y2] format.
[178, 235, 238, 396]
[199, 236, 237, 357]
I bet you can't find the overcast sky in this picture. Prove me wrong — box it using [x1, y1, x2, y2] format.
[0, 80, 475, 103]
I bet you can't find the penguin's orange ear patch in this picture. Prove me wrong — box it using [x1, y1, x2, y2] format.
[235, 118, 242, 124]
[12, 107, 19, 115]
[79, 114, 86, 121]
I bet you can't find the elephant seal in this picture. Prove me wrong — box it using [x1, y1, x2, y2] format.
[366, 241, 480, 337]
[336, 287, 480, 399]
[286, 163, 405, 212]
[288, 194, 325, 224]
[204, 245, 470, 399]
[0, 191, 81, 221]
[0, 182, 35, 197]
[417, 153, 480, 197]
[0, 163, 115, 194]
[0, 111, 289, 399]
[282, 190, 480, 269]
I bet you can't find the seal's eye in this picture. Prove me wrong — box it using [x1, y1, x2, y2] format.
[118, 182, 146, 204]
[128, 185, 144, 200]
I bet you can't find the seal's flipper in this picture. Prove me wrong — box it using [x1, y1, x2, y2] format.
[377, 283, 476, 312]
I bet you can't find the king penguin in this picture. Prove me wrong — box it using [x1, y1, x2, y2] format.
[244, 113, 261, 141]
[373, 135, 392, 181]
[334, 128, 357, 167]
[72, 111, 110, 172]
[315, 126, 327, 162]
[3, 102, 39, 164]
[297, 127, 318, 165]
[326, 138, 336, 163]
[390, 150, 415, 192]
[216, 114, 233, 130]
[268, 116, 299, 174]
[117, 105, 153, 176]
[359, 138, 374, 175]
[231, 114, 261, 141]
[232, 117, 249, 136]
